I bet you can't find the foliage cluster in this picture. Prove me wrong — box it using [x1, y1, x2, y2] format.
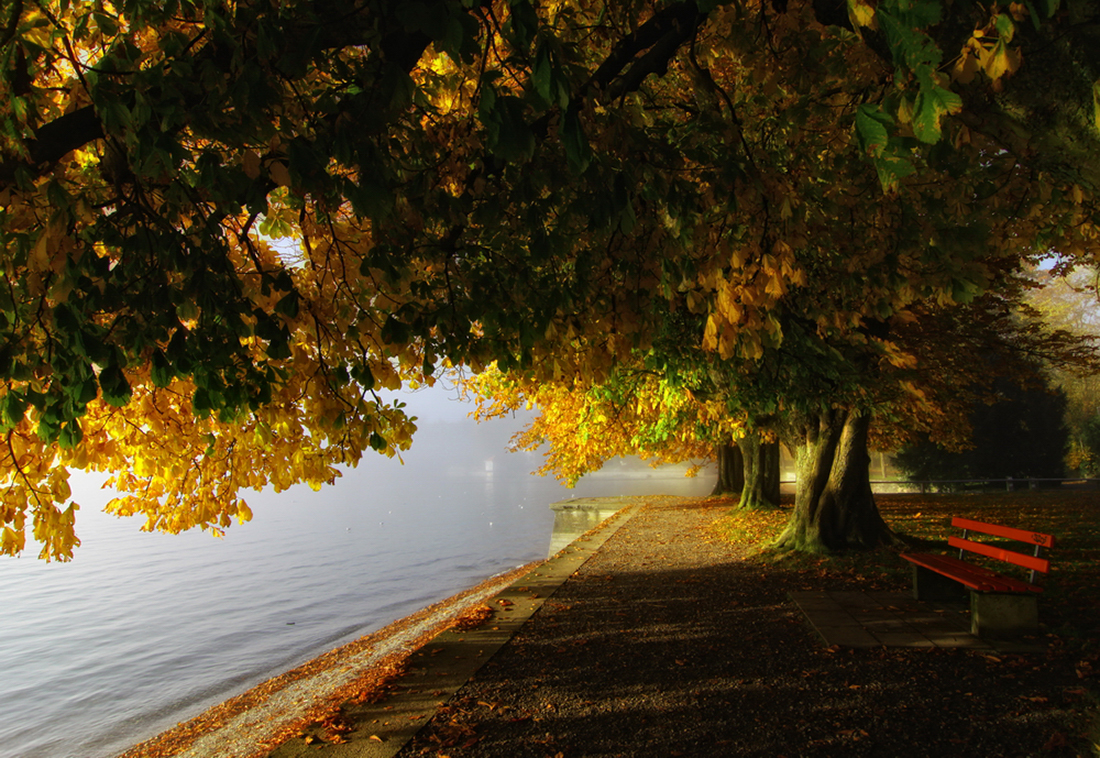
[2, 0, 1100, 557]
[1028, 268, 1100, 477]
[893, 376, 1070, 486]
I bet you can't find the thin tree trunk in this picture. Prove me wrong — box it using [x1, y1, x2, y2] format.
[738, 431, 780, 509]
[762, 439, 780, 505]
[711, 440, 744, 495]
[773, 409, 895, 552]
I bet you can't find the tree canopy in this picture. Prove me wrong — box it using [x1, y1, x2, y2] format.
[1028, 267, 1100, 474]
[3, 0, 1100, 558]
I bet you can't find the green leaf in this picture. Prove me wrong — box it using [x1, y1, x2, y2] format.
[98, 364, 132, 407]
[1, 392, 28, 429]
[507, 0, 539, 50]
[875, 155, 917, 191]
[351, 363, 375, 390]
[265, 329, 292, 359]
[76, 330, 111, 365]
[532, 44, 553, 103]
[438, 12, 479, 63]
[101, 100, 133, 133]
[490, 95, 535, 163]
[381, 64, 416, 112]
[94, 12, 119, 36]
[53, 303, 81, 336]
[855, 104, 892, 157]
[560, 109, 591, 172]
[912, 74, 962, 143]
[193, 386, 212, 417]
[347, 175, 393, 220]
[396, 1, 446, 38]
[994, 13, 1015, 42]
[257, 215, 290, 238]
[380, 315, 411, 345]
[478, 79, 498, 119]
[877, 8, 940, 71]
[151, 349, 174, 388]
[952, 279, 980, 304]
[73, 375, 98, 405]
[58, 420, 83, 450]
[894, 0, 941, 27]
[1021, 0, 1042, 29]
[166, 330, 192, 374]
[274, 290, 299, 319]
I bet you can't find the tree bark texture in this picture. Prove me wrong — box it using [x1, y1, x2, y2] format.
[711, 440, 744, 495]
[773, 409, 895, 552]
[737, 432, 780, 510]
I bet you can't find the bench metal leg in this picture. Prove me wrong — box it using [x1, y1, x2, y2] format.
[970, 592, 1039, 638]
[911, 565, 967, 602]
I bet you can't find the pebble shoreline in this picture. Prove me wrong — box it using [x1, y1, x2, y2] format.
[117, 564, 534, 758]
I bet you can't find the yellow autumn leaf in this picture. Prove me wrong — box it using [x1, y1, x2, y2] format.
[980, 39, 1021, 82]
[703, 314, 719, 351]
[847, 0, 877, 28]
[717, 280, 739, 320]
[31, 232, 51, 271]
[897, 96, 915, 123]
[765, 275, 786, 298]
[268, 161, 292, 187]
[729, 245, 748, 269]
[243, 151, 263, 179]
[1093, 80, 1100, 130]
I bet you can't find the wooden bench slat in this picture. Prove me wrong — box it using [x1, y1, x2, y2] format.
[947, 535, 1051, 574]
[951, 517, 1055, 548]
[900, 552, 1043, 593]
[900, 552, 1001, 579]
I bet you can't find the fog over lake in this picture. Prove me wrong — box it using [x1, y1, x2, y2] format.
[0, 383, 713, 758]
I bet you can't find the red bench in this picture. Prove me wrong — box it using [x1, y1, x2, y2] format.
[900, 517, 1055, 638]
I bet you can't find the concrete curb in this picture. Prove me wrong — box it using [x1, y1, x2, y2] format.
[267, 501, 642, 758]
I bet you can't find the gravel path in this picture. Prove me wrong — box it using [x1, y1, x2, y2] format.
[398, 498, 1090, 757]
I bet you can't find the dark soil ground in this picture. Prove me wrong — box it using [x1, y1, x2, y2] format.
[398, 497, 1098, 758]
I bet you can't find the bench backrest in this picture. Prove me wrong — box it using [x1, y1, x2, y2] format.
[949, 517, 1055, 584]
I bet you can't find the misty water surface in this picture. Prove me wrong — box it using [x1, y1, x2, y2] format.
[0, 387, 714, 758]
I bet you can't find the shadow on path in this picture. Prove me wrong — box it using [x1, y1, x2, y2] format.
[268, 498, 1082, 758]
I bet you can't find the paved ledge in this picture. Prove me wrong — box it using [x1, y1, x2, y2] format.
[267, 501, 641, 758]
[790, 590, 1043, 653]
[549, 495, 641, 511]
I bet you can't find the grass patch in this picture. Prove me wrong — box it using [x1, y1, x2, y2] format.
[708, 499, 788, 547]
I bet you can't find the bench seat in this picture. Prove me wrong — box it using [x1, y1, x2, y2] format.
[898, 551, 1043, 595]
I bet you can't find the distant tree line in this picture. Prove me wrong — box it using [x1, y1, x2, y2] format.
[893, 376, 1070, 488]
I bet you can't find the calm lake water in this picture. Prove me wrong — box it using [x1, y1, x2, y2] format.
[0, 401, 713, 758]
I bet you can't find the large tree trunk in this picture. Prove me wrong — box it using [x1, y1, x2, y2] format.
[737, 431, 780, 510]
[711, 440, 745, 495]
[772, 409, 895, 552]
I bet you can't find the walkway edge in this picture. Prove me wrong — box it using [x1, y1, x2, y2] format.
[266, 501, 643, 758]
